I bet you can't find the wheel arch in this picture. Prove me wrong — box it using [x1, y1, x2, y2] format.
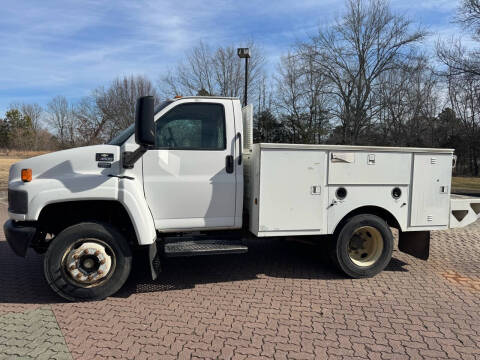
[37, 200, 138, 245]
[332, 205, 402, 235]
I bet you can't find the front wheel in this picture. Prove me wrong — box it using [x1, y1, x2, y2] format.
[333, 214, 393, 278]
[43, 222, 132, 301]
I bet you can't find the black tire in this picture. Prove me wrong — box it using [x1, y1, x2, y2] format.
[333, 214, 393, 278]
[44, 222, 132, 301]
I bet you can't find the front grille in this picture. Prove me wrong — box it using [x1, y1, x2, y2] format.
[8, 189, 28, 214]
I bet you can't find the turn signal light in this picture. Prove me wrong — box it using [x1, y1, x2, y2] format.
[174, 95, 182, 99]
[21, 169, 32, 182]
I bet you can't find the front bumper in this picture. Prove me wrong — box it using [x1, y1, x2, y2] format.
[3, 220, 37, 257]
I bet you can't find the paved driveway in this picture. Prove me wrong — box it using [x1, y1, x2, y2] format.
[0, 202, 479, 360]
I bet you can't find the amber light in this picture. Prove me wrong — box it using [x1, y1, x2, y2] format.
[21, 169, 32, 182]
[174, 95, 182, 99]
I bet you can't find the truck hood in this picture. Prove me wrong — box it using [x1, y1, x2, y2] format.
[8, 145, 121, 186]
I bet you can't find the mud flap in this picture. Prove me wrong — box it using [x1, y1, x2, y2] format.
[398, 231, 430, 260]
[148, 242, 161, 280]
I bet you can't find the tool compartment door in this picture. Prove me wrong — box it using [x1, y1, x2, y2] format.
[410, 154, 452, 226]
[258, 149, 327, 233]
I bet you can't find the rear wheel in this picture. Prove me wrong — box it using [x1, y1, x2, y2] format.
[333, 214, 393, 278]
[43, 222, 132, 301]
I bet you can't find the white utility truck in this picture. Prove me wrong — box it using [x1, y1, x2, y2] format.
[4, 96, 480, 301]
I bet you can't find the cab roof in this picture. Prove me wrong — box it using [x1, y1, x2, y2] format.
[171, 96, 240, 101]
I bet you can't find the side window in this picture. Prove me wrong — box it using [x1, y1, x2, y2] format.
[155, 103, 226, 150]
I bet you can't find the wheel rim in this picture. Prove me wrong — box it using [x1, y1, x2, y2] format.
[348, 226, 384, 267]
[62, 239, 116, 287]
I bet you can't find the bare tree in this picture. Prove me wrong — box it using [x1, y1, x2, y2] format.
[212, 46, 244, 98]
[300, 0, 425, 144]
[447, 73, 480, 175]
[436, 39, 480, 77]
[437, 0, 480, 77]
[275, 54, 304, 142]
[256, 74, 273, 113]
[159, 41, 265, 106]
[94, 75, 160, 140]
[20, 103, 43, 150]
[20, 103, 42, 132]
[275, 53, 331, 144]
[376, 55, 440, 146]
[73, 96, 106, 145]
[47, 96, 75, 148]
[457, 0, 480, 35]
[435, 0, 480, 174]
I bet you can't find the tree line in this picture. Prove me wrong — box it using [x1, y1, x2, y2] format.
[2, 0, 479, 175]
[0, 76, 160, 151]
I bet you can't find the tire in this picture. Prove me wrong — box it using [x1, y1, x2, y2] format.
[43, 222, 132, 301]
[333, 214, 393, 278]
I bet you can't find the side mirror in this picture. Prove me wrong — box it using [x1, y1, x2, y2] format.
[135, 96, 155, 147]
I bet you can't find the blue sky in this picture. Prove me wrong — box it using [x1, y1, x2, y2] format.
[0, 0, 464, 114]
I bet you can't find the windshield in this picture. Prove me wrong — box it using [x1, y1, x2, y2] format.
[109, 124, 134, 145]
[108, 100, 173, 145]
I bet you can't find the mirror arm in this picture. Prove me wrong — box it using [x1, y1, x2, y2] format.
[122, 145, 149, 169]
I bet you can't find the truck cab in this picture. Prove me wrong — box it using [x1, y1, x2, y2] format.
[137, 97, 244, 231]
[4, 95, 480, 301]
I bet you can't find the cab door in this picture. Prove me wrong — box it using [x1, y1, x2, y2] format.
[142, 99, 238, 231]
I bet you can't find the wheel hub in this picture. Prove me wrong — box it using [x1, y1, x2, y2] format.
[348, 226, 384, 267]
[65, 242, 112, 284]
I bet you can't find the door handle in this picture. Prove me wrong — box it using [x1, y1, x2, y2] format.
[226, 155, 234, 173]
[237, 132, 242, 165]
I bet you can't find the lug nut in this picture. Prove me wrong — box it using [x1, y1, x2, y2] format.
[83, 249, 90, 255]
[97, 270, 103, 275]
[69, 264, 76, 271]
[76, 273, 82, 279]
[87, 275, 94, 281]
[94, 250, 101, 256]
[73, 254, 79, 260]
[100, 259, 106, 265]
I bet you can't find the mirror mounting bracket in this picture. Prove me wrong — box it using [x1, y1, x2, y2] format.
[123, 145, 149, 169]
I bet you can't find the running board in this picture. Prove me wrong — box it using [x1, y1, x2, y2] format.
[163, 240, 248, 258]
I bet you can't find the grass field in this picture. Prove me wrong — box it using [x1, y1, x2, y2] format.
[0, 151, 478, 194]
[451, 176, 480, 194]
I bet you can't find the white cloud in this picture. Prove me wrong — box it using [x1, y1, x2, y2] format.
[392, 0, 458, 11]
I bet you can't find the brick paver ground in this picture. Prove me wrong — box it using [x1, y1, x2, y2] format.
[0, 307, 71, 360]
[0, 201, 479, 359]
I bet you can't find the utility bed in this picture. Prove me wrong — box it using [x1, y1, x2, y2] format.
[244, 143, 480, 237]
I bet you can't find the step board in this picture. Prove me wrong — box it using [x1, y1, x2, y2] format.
[164, 240, 248, 258]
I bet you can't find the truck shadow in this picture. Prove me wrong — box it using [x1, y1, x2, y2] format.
[0, 240, 409, 304]
[116, 239, 409, 298]
[37, 160, 115, 193]
[0, 242, 63, 304]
